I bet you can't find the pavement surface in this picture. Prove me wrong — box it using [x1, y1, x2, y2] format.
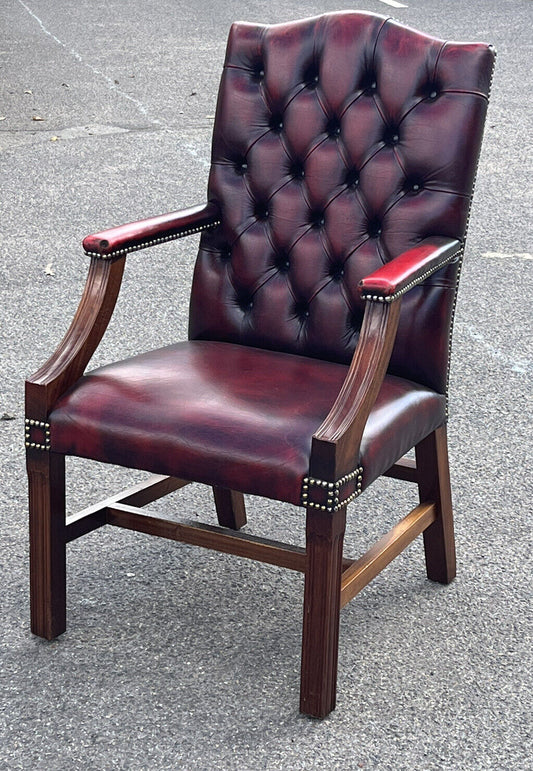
[1, 0, 532, 769]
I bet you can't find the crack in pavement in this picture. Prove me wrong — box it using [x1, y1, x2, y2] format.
[16, 0, 162, 126]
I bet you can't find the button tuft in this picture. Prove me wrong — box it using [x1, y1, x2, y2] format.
[326, 118, 341, 138]
[368, 218, 382, 238]
[329, 262, 345, 281]
[294, 301, 310, 321]
[254, 203, 269, 220]
[290, 162, 305, 180]
[269, 114, 284, 133]
[275, 252, 291, 273]
[310, 210, 326, 229]
[344, 168, 359, 188]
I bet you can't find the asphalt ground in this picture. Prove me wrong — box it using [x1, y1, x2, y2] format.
[1, 0, 532, 768]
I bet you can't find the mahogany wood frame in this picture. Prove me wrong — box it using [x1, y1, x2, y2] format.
[26, 225, 456, 719]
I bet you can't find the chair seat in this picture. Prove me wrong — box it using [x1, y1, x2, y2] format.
[50, 341, 446, 505]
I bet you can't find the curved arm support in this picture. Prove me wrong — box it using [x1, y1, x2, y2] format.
[310, 299, 402, 482]
[358, 236, 461, 302]
[26, 202, 220, 418]
[82, 202, 220, 259]
[26, 256, 126, 418]
[309, 236, 460, 484]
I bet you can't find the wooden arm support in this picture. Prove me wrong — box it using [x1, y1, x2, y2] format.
[26, 203, 219, 418]
[310, 299, 402, 482]
[309, 236, 460, 483]
[26, 256, 126, 419]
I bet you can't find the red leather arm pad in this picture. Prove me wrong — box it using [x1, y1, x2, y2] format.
[358, 237, 462, 301]
[82, 202, 220, 257]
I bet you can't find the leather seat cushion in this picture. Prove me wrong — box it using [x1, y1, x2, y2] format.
[50, 341, 446, 505]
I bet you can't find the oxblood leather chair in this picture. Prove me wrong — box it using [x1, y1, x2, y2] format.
[26, 12, 495, 718]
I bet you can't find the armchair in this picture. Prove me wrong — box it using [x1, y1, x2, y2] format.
[26, 11, 495, 717]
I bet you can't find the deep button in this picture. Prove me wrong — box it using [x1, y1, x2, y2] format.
[220, 245, 232, 262]
[294, 301, 310, 321]
[404, 177, 424, 195]
[326, 117, 341, 138]
[254, 202, 269, 220]
[364, 78, 377, 96]
[303, 63, 319, 89]
[235, 160, 248, 175]
[237, 293, 254, 313]
[290, 161, 305, 180]
[310, 211, 325, 229]
[329, 262, 345, 281]
[426, 84, 440, 100]
[344, 168, 359, 188]
[269, 114, 284, 133]
[252, 65, 265, 81]
[274, 252, 290, 273]
[368, 218, 382, 238]
[384, 127, 400, 146]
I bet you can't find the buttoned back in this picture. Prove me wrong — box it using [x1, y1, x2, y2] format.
[189, 12, 494, 392]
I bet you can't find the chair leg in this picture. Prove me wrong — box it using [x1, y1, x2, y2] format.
[27, 451, 67, 639]
[415, 425, 456, 584]
[212, 486, 247, 530]
[300, 506, 346, 718]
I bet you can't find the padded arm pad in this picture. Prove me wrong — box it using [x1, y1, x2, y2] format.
[82, 202, 221, 258]
[358, 237, 461, 302]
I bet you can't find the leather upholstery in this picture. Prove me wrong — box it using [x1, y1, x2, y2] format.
[189, 12, 494, 392]
[358, 236, 460, 300]
[82, 203, 220, 258]
[49, 341, 446, 505]
[46, 12, 493, 507]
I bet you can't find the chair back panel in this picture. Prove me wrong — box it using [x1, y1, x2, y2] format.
[189, 12, 494, 392]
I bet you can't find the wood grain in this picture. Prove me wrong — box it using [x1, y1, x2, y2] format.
[383, 457, 418, 483]
[340, 502, 436, 608]
[300, 506, 346, 718]
[212, 486, 247, 530]
[26, 257, 126, 419]
[416, 426, 456, 583]
[65, 474, 188, 542]
[106, 503, 308, 571]
[311, 298, 402, 481]
[28, 452, 66, 639]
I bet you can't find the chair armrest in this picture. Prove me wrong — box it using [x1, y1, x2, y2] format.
[358, 236, 461, 302]
[82, 202, 221, 259]
[308, 236, 461, 492]
[27, 202, 219, 417]
[310, 299, 402, 484]
[26, 258, 126, 418]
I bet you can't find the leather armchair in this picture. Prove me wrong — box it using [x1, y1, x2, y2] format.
[26, 11, 495, 718]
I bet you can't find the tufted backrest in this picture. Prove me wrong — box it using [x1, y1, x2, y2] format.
[189, 12, 495, 393]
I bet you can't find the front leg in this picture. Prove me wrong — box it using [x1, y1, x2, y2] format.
[28, 451, 67, 640]
[300, 506, 346, 718]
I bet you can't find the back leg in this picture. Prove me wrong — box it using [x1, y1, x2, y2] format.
[415, 425, 456, 584]
[212, 487, 247, 530]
